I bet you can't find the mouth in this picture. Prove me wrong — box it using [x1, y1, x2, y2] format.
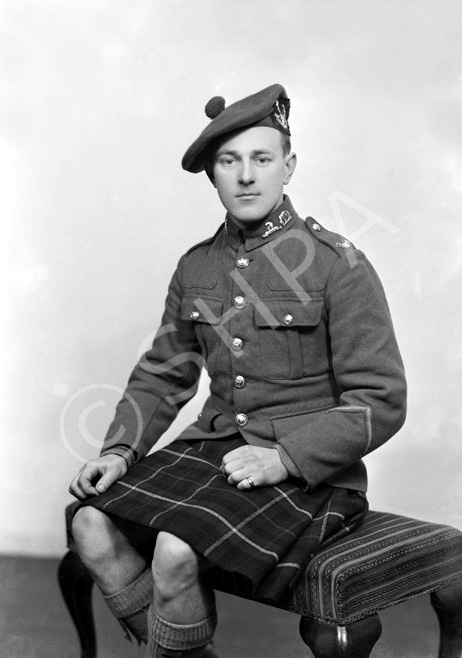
[236, 193, 259, 198]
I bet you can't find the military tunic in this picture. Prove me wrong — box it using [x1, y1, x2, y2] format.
[100, 196, 406, 493]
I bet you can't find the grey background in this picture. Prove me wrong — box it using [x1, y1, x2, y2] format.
[1, 0, 462, 557]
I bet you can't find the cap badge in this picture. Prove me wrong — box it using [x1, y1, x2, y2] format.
[273, 99, 289, 130]
[262, 210, 292, 238]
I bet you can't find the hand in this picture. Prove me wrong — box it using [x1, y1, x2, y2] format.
[69, 454, 128, 501]
[221, 445, 289, 491]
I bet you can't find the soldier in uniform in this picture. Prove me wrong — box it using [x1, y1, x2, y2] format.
[69, 84, 406, 658]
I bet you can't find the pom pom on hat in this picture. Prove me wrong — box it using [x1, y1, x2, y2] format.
[182, 84, 290, 173]
[205, 96, 226, 119]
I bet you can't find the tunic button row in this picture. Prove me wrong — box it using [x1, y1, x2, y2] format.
[283, 313, 294, 326]
[234, 296, 246, 309]
[234, 375, 246, 389]
[235, 413, 248, 427]
[236, 256, 249, 269]
[232, 337, 244, 351]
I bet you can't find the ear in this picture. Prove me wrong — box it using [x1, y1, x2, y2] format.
[283, 151, 297, 185]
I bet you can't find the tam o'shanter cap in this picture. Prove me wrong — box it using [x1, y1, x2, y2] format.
[182, 83, 291, 173]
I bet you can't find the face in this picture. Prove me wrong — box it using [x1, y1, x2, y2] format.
[211, 126, 297, 227]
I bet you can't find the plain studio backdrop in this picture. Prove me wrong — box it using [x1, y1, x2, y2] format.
[1, 0, 462, 560]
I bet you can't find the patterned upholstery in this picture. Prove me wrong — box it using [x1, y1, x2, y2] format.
[282, 511, 462, 624]
[65, 505, 462, 627]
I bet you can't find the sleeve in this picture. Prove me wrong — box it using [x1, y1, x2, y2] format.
[277, 249, 407, 488]
[99, 257, 204, 466]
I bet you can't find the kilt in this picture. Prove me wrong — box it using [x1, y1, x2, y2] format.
[83, 436, 368, 603]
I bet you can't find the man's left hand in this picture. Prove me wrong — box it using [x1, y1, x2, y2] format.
[221, 445, 289, 491]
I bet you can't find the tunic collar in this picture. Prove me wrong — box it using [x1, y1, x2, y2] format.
[224, 195, 299, 252]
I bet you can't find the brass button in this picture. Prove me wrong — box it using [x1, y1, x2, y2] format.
[234, 296, 246, 310]
[312, 223, 321, 232]
[190, 311, 200, 321]
[232, 337, 244, 351]
[235, 413, 248, 427]
[234, 375, 246, 389]
[283, 313, 294, 326]
[236, 257, 249, 269]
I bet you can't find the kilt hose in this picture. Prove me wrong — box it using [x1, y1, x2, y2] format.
[82, 436, 368, 603]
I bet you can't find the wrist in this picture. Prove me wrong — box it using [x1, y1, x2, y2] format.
[100, 444, 137, 468]
[273, 445, 303, 480]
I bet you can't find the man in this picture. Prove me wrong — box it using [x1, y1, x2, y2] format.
[70, 84, 406, 658]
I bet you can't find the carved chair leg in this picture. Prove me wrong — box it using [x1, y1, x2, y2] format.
[58, 550, 97, 658]
[299, 614, 382, 658]
[430, 582, 462, 658]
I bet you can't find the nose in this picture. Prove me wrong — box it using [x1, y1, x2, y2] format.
[238, 159, 255, 185]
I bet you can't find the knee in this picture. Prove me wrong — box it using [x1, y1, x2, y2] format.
[152, 532, 199, 600]
[72, 506, 117, 566]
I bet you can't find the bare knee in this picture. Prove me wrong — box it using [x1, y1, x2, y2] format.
[72, 506, 121, 566]
[152, 532, 201, 602]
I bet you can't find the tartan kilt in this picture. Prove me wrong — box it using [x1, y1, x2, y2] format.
[83, 436, 368, 603]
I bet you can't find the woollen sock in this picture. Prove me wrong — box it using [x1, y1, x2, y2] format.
[146, 606, 218, 658]
[103, 568, 153, 643]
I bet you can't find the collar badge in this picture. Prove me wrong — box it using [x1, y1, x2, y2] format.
[335, 239, 351, 248]
[262, 210, 292, 238]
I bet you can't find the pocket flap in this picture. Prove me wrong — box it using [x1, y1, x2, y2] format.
[181, 295, 224, 325]
[255, 298, 324, 328]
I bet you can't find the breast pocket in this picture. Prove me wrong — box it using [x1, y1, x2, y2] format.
[181, 295, 224, 376]
[255, 298, 325, 380]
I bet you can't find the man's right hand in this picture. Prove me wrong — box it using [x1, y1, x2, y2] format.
[69, 454, 128, 501]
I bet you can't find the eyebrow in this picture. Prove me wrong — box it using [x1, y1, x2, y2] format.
[216, 148, 274, 157]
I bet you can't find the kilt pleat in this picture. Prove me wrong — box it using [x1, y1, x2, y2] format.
[83, 437, 368, 602]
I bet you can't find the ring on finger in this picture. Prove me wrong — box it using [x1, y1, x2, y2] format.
[247, 476, 255, 489]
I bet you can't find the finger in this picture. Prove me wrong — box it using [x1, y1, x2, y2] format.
[69, 463, 103, 498]
[69, 477, 93, 501]
[236, 476, 257, 491]
[95, 463, 126, 493]
[222, 457, 244, 477]
[226, 467, 250, 486]
[68, 482, 84, 500]
[95, 471, 117, 494]
[78, 473, 99, 497]
[222, 446, 248, 466]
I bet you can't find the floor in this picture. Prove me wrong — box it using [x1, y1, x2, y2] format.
[1, 555, 442, 658]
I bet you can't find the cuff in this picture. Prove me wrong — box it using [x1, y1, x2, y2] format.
[100, 444, 138, 468]
[273, 444, 307, 487]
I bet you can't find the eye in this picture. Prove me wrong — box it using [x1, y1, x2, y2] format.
[218, 156, 236, 166]
[256, 156, 271, 165]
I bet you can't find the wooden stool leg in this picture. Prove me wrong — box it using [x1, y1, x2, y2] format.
[430, 582, 462, 658]
[58, 550, 97, 658]
[299, 614, 382, 658]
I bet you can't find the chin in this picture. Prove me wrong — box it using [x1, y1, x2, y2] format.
[231, 204, 271, 225]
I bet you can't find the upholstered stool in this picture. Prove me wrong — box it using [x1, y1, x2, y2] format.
[58, 504, 462, 657]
